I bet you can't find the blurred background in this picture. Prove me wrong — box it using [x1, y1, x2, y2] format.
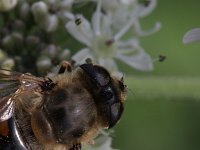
[113, 0, 200, 150]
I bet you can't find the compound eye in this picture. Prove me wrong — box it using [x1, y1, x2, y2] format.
[94, 66, 110, 86]
[80, 64, 111, 87]
[108, 102, 124, 128]
[102, 90, 113, 101]
[100, 87, 115, 104]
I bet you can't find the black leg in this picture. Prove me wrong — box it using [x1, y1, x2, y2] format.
[85, 58, 93, 64]
[58, 61, 72, 74]
[69, 143, 81, 150]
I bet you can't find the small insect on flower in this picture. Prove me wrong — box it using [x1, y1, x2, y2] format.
[0, 60, 127, 150]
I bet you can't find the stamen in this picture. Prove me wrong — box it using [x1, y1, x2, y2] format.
[139, 0, 157, 17]
[113, 18, 135, 41]
[105, 39, 114, 46]
[135, 21, 161, 36]
[153, 55, 166, 62]
[75, 18, 81, 25]
[158, 55, 166, 62]
[94, 0, 102, 36]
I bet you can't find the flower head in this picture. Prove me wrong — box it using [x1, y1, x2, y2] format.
[66, 0, 160, 73]
[101, 0, 160, 33]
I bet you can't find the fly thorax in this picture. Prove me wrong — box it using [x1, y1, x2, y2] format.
[42, 86, 98, 144]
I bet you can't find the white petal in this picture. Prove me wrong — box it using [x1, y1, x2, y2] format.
[139, 0, 157, 17]
[72, 48, 94, 64]
[98, 58, 118, 72]
[65, 15, 93, 47]
[101, 14, 112, 37]
[59, 11, 75, 23]
[59, 0, 73, 9]
[82, 135, 114, 150]
[121, 0, 136, 5]
[116, 50, 153, 71]
[116, 38, 139, 50]
[134, 20, 161, 36]
[183, 28, 200, 44]
[91, 0, 102, 36]
[45, 15, 59, 32]
[101, 0, 119, 12]
[113, 16, 136, 41]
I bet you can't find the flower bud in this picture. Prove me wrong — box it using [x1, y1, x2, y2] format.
[1, 58, 15, 70]
[31, 1, 48, 23]
[26, 35, 40, 48]
[13, 20, 25, 32]
[0, 49, 7, 61]
[59, 0, 73, 10]
[20, 2, 31, 21]
[44, 44, 57, 59]
[2, 32, 23, 51]
[0, 0, 18, 11]
[58, 49, 71, 61]
[11, 32, 24, 49]
[14, 56, 22, 64]
[45, 14, 59, 32]
[2, 35, 14, 50]
[36, 56, 52, 75]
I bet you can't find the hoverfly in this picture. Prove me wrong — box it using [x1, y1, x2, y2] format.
[0, 61, 126, 150]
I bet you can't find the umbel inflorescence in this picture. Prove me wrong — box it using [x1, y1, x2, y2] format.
[0, 0, 160, 75]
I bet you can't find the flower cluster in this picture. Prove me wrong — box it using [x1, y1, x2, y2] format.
[66, 0, 161, 73]
[0, 0, 80, 75]
[0, 0, 160, 74]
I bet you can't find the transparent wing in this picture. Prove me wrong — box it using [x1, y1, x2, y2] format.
[0, 95, 15, 121]
[0, 69, 47, 122]
[0, 81, 20, 98]
[0, 68, 45, 92]
[0, 69, 22, 121]
[0, 69, 22, 81]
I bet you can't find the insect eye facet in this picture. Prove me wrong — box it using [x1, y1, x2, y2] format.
[80, 64, 111, 87]
[102, 90, 113, 101]
[94, 66, 110, 86]
[100, 87, 115, 104]
[109, 102, 124, 128]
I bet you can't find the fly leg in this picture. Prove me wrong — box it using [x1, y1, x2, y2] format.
[58, 61, 72, 74]
[69, 143, 81, 150]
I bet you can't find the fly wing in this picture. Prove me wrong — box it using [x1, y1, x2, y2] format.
[0, 68, 45, 93]
[0, 95, 15, 121]
[0, 81, 20, 98]
[0, 69, 48, 122]
[0, 69, 22, 81]
[0, 82, 21, 122]
[0, 69, 22, 122]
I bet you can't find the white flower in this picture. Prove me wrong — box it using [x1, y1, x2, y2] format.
[183, 28, 200, 44]
[66, 0, 160, 72]
[82, 134, 116, 150]
[101, 0, 161, 35]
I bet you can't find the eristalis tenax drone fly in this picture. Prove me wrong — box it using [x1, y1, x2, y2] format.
[0, 60, 127, 150]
